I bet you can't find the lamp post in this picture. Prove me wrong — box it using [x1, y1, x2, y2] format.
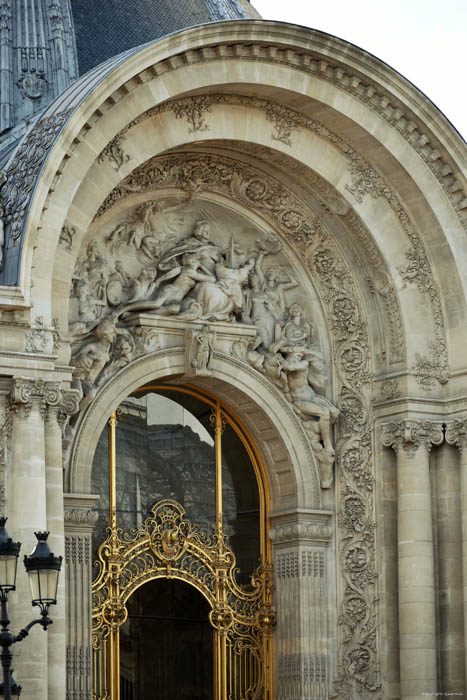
[0, 518, 62, 700]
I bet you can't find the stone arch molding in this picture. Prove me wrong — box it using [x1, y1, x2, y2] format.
[1, 21, 465, 389]
[68, 346, 321, 510]
[1, 20, 460, 697]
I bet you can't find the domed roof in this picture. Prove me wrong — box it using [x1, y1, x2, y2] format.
[71, 0, 256, 75]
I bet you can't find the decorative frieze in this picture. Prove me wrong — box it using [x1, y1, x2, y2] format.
[270, 510, 333, 546]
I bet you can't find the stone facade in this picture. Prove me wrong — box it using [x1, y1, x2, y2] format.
[0, 14, 466, 700]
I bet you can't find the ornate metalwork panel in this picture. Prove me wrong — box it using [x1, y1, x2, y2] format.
[92, 499, 274, 700]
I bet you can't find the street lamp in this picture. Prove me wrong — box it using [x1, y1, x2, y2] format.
[0, 518, 62, 700]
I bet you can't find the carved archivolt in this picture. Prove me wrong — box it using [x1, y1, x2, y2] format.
[94, 95, 447, 385]
[67, 149, 380, 693]
[2, 32, 465, 260]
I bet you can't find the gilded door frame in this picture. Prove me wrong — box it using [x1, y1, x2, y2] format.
[91, 385, 275, 700]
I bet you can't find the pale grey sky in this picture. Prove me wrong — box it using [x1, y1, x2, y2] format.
[252, 0, 467, 141]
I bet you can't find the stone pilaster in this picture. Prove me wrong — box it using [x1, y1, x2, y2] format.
[382, 419, 443, 700]
[64, 494, 99, 700]
[7, 379, 51, 700]
[269, 509, 333, 700]
[445, 417, 467, 690]
[45, 388, 79, 700]
[0, 390, 10, 513]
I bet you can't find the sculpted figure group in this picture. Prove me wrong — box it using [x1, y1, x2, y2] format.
[70, 216, 338, 471]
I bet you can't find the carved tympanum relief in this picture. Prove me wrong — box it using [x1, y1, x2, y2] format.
[69, 203, 338, 474]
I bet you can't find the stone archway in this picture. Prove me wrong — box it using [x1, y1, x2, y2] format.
[1, 18, 466, 700]
[65, 350, 332, 699]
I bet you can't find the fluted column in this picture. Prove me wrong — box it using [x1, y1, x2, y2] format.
[382, 420, 443, 700]
[446, 417, 467, 689]
[64, 494, 99, 700]
[8, 379, 51, 700]
[269, 509, 332, 700]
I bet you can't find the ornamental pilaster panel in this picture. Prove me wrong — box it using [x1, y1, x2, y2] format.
[270, 509, 332, 700]
[64, 494, 99, 700]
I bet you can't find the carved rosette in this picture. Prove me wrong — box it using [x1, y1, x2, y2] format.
[382, 419, 444, 457]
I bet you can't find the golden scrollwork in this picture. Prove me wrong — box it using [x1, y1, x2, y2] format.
[92, 499, 274, 700]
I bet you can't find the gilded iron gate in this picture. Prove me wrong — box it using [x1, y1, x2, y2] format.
[92, 500, 274, 700]
[91, 392, 275, 700]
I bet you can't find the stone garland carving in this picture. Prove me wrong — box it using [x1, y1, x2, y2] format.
[264, 103, 302, 146]
[307, 234, 380, 696]
[1, 108, 73, 247]
[150, 46, 466, 225]
[96, 151, 316, 236]
[0, 397, 11, 511]
[379, 378, 401, 401]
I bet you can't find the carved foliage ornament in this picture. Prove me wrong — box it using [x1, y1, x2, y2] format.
[2, 108, 72, 247]
[310, 238, 380, 695]
[444, 418, 467, 450]
[382, 420, 444, 456]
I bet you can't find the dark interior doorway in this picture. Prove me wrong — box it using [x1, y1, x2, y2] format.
[119, 578, 213, 700]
